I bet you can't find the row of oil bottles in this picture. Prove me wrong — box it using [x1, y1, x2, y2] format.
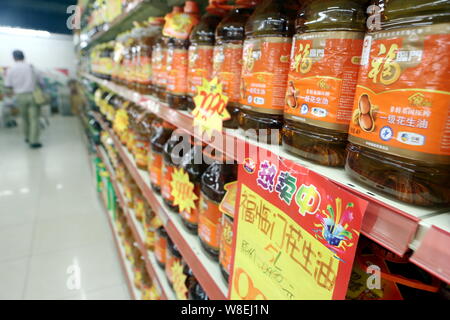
[96, 91, 449, 300]
[98, 89, 237, 283]
[81, 0, 142, 39]
[88, 0, 450, 207]
[115, 200, 209, 300]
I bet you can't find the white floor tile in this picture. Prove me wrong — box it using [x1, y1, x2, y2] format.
[32, 213, 112, 255]
[24, 242, 126, 300]
[0, 258, 29, 299]
[0, 116, 127, 300]
[0, 224, 34, 262]
[64, 284, 130, 300]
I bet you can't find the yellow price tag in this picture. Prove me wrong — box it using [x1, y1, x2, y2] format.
[192, 78, 230, 136]
[170, 168, 198, 214]
[171, 260, 188, 300]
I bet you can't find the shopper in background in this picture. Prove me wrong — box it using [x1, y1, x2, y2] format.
[4, 50, 42, 148]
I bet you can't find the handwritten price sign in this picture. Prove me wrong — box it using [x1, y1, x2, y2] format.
[192, 78, 230, 136]
[229, 152, 368, 300]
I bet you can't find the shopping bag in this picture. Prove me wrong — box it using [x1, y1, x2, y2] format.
[33, 86, 47, 105]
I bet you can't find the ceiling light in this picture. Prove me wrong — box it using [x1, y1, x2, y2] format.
[0, 26, 51, 38]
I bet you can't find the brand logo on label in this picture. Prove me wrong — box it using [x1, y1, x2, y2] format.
[408, 93, 432, 107]
[368, 44, 402, 85]
[243, 158, 256, 174]
[293, 43, 313, 74]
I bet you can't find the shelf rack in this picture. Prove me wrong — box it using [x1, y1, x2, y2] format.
[96, 144, 176, 299]
[86, 73, 450, 285]
[94, 113, 229, 299]
[95, 145, 140, 300]
[80, 0, 197, 51]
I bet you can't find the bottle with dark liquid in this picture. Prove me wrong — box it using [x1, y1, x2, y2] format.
[179, 141, 208, 234]
[239, 0, 300, 144]
[154, 226, 168, 268]
[161, 133, 187, 211]
[282, 0, 366, 166]
[213, 0, 261, 129]
[346, 0, 450, 206]
[198, 151, 237, 259]
[164, 1, 200, 110]
[186, 1, 228, 111]
[149, 120, 175, 194]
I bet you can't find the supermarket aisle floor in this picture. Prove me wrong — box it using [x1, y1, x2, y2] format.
[0, 116, 130, 300]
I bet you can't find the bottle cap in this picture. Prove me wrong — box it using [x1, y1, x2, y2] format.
[184, 1, 200, 14]
[172, 6, 183, 14]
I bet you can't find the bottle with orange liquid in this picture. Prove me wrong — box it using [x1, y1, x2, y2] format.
[186, 0, 228, 111]
[282, 0, 366, 166]
[346, 0, 450, 206]
[213, 0, 261, 129]
[164, 1, 201, 110]
[239, 0, 300, 144]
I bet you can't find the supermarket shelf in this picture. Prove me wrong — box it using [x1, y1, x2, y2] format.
[97, 145, 176, 299]
[84, 72, 450, 259]
[96, 147, 140, 300]
[93, 112, 228, 299]
[409, 213, 450, 284]
[120, 186, 177, 300]
[81, 0, 185, 51]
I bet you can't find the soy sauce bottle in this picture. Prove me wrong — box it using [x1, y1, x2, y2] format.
[179, 141, 208, 234]
[213, 0, 261, 129]
[198, 151, 237, 259]
[161, 133, 187, 212]
[149, 120, 175, 194]
[186, 1, 228, 111]
[282, 0, 366, 166]
[154, 226, 168, 268]
[165, 236, 182, 287]
[153, 6, 183, 101]
[239, 0, 300, 144]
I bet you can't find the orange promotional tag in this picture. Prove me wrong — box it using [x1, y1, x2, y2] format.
[192, 78, 230, 136]
[170, 168, 198, 215]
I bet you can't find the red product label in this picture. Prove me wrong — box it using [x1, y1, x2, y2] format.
[161, 162, 175, 202]
[149, 152, 163, 188]
[240, 36, 292, 114]
[213, 42, 244, 103]
[154, 233, 167, 264]
[188, 44, 214, 96]
[166, 48, 188, 95]
[198, 192, 221, 251]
